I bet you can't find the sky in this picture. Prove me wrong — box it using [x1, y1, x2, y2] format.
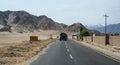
[0, 0, 120, 26]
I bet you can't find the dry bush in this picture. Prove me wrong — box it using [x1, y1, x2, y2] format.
[0, 39, 56, 65]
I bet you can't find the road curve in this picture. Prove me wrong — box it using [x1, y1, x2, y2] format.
[30, 40, 120, 65]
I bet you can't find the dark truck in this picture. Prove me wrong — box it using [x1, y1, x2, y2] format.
[60, 32, 68, 41]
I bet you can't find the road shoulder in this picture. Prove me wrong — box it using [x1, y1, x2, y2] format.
[73, 40, 120, 63]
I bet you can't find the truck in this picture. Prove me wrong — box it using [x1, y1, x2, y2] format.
[60, 32, 68, 41]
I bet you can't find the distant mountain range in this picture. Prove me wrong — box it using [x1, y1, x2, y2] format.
[88, 24, 104, 30]
[88, 23, 120, 34]
[0, 10, 86, 33]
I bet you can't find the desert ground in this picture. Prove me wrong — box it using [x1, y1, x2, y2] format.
[0, 30, 74, 47]
[0, 38, 56, 65]
[0, 30, 61, 65]
[0, 30, 60, 47]
[0, 30, 75, 65]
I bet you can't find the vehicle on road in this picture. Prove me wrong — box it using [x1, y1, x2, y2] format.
[60, 32, 68, 41]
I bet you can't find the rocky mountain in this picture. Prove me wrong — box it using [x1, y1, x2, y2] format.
[0, 10, 86, 33]
[88, 23, 120, 34]
[0, 10, 68, 32]
[67, 23, 86, 32]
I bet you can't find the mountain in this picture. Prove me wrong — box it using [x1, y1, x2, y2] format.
[88, 23, 120, 34]
[67, 23, 86, 32]
[0, 10, 87, 33]
[0, 10, 68, 32]
[87, 24, 104, 30]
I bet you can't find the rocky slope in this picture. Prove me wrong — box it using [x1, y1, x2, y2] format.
[0, 10, 86, 33]
[67, 23, 86, 32]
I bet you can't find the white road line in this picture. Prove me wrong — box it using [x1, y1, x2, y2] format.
[66, 45, 68, 49]
[67, 49, 70, 52]
[69, 54, 73, 59]
[65, 42, 68, 48]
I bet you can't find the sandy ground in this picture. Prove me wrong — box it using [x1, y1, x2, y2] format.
[0, 30, 73, 65]
[0, 39, 57, 65]
[0, 30, 60, 47]
[73, 40, 120, 62]
[0, 30, 59, 65]
[0, 30, 74, 47]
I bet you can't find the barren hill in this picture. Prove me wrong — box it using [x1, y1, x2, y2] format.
[0, 10, 86, 33]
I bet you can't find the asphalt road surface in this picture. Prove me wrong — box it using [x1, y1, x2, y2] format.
[30, 40, 120, 65]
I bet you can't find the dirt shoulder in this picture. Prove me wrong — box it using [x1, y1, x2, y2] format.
[0, 39, 56, 65]
[73, 40, 120, 62]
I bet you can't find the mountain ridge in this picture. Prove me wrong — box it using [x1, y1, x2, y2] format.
[0, 10, 86, 33]
[88, 23, 120, 34]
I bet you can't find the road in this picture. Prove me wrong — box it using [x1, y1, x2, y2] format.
[30, 40, 120, 65]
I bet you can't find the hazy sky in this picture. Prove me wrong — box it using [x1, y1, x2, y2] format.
[0, 0, 120, 25]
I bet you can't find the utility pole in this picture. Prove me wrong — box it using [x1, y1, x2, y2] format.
[104, 14, 109, 45]
[104, 14, 109, 35]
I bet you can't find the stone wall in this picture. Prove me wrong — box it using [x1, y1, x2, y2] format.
[109, 36, 120, 46]
[83, 36, 120, 46]
[93, 36, 105, 45]
[83, 36, 92, 43]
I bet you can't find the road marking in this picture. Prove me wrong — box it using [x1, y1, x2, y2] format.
[67, 49, 70, 52]
[66, 45, 68, 49]
[65, 42, 69, 49]
[66, 46, 68, 49]
[69, 54, 73, 59]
